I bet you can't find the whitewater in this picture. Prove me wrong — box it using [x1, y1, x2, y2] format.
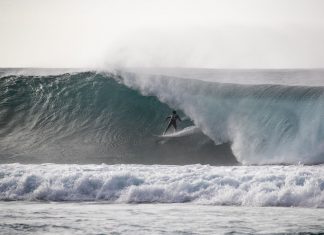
[1, 163, 323, 207]
[0, 68, 324, 234]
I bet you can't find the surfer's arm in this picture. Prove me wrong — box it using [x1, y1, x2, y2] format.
[165, 116, 171, 121]
[177, 115, 182, 122]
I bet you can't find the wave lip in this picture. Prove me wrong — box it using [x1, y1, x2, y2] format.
[121, 72, 324, 165]
[0, 71, 236, 165]
[0, 164, 323, 208]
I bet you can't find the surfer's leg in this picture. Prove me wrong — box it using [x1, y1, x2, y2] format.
[164, 123, 172, 135]
[172, 123, 177, 132]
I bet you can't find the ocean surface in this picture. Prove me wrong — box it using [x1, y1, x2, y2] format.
[1, 202, 324, 235]
[0, 68, 324, 234]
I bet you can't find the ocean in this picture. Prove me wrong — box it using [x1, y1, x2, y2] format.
[0, 68, 323, 234]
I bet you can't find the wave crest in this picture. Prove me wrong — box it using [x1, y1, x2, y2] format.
[121, 72, 324, 164]
[1, 70, 324, 165]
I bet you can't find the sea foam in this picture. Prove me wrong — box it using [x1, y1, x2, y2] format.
[0, 164, 323, 207]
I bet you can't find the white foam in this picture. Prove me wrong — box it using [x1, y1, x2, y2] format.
[162, 126, 199, 138]
[121, 72, 324, 165]
[0, 164, 323, 207]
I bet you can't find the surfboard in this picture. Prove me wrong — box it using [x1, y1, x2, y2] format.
[155, 126, 199, 138]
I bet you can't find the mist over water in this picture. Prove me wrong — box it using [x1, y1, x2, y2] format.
[1, 1, 324, 68]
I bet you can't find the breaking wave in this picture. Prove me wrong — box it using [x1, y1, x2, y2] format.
[0, 69, 324, 165]
[0, 163, 323, 207]
[122, 71, 324, 165]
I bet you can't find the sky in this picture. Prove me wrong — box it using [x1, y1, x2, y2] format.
[1, 0, 324, 68]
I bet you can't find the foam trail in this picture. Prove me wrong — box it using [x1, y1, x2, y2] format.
[0, 164, 323, 207]
[162, 126, 199, 138]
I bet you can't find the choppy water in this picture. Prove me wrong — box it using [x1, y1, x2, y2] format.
[1, 202, 323, 235]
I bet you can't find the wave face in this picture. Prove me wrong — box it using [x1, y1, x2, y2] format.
[122, 72, 324, 165]
[1, 69, 324, 165]
[0, 71, 234, 165]
[0, 163, 323, 207]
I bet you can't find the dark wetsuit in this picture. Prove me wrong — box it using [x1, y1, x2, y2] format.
[164, 114, 181, 134]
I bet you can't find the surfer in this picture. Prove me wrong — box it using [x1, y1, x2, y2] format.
[164, 110, 182, 135]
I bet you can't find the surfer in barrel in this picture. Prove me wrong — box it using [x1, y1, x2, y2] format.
[164, 110, 182, 135]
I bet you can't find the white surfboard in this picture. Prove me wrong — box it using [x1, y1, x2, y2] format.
[157, 126, 199, 138]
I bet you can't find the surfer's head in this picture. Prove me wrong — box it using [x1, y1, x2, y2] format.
[172, 110, 177, 114]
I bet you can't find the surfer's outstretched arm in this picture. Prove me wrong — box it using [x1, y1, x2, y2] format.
[165, 116, 171, 121]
